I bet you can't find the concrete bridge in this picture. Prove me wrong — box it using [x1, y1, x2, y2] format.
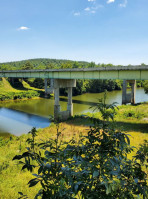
[0, 66, 148, 120]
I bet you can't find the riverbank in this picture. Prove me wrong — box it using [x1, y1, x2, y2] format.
[0, 102, 148, 198]
[0, 78, 44, 101]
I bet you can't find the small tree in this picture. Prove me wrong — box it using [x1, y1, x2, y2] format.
[21, 62, 34, 70]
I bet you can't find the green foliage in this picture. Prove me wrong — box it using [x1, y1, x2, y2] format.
[73, 80, 88, 95]
[61, 62, 73, 69]
[87, 79, 122, 93]
[0, 58, 90, 70]
[0, 137, 9, 147]
[28, 78, 45, 89]
[136, 81, 143, 87]
[143, 81, 148, 94]
[88, 62, 96, 68]
[123, 110, 145, 119]
[13, 97, 148, 199]
[0, 90, 40, 101]
[134, 139, 148, 171]
[21, 62, 34, 70]
[91, 92, 118, 121]
[0, 78, 43, 101]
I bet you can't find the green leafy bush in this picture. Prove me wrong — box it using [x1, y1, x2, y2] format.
[0, 91, 40, 101]
[144, 80, 148, 94]
[123, 110, 145, 119]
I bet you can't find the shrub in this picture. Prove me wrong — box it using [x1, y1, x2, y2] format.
[144, 80, 148, 94]
[0, 91, 40, 101]
[123, 110, 145, 119]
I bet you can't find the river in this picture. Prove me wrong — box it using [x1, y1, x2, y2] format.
[0, 88, 147, 136]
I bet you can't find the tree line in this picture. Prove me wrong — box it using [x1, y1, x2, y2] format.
[0, 58, 126, 71]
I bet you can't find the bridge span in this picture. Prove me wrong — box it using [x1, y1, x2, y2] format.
[0, 66, 148, 120]
[0, 66, 148, 80]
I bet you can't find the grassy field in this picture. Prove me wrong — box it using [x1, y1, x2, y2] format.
[0, 97, 147, 198]
[0, 123, 87, 199]
[0, 78, 43, 101]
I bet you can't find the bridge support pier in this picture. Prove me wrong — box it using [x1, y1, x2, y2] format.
[44, 78, 48, 97]
[44, 78, 54, 97]
[54, 79, 76, 121]
[67, 87, 73, 117]
[122, 80, 136, 105]
[49, 79, 54, 94]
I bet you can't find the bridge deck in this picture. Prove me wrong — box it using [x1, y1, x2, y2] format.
[0, 66, 148, 80]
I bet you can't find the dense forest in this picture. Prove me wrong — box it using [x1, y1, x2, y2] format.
[0, 58, 90, 70]
[0, 58, 147, 71]
[0, 58, 124, 70]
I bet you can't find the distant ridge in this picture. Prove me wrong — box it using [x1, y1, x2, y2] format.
[0, 58, 90, 70]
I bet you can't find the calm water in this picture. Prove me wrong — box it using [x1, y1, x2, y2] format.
[0, 88, 147, 136]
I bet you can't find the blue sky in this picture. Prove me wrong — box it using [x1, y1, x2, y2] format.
[0, 0, 148, 65]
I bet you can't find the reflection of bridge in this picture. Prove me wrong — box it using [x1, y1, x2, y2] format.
[0, 66, 148, 120]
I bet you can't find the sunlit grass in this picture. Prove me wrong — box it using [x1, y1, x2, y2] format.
[0, 77, 42, 94]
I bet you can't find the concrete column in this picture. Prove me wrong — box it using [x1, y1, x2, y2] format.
[54, 88, 60, 119]
[54, 88, 60, 105]
[122, 80, 136, 105]
[122, 80, 127, 104]
[67, 87, 73, 117]
[131, 80, 136, 104]
[53, 79, 76, 121]
[50, 79, 54, 87]
[47, 79, 54, 94]
[44, 78, 48, 94]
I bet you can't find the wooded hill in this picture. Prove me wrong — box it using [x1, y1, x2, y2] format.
[0, 58, 127, 71]
[0, 58, 91, 70]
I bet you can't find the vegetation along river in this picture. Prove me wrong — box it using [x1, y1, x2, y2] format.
[0, 88, 147, 136]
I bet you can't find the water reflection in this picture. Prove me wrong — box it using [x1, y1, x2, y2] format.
[0, 108, 50, 136]
[0, 88, 147, 136]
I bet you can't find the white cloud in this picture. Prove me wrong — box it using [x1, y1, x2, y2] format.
[90, 10, 96, 14]
[84, 4, 103, 13]
[74, 0, 103, 16]
[119, 0, 127, 8]
[107, 0, 115, 4]
[18, 26, 29, 30]
[92, 4, 104, 9]
[74, 12, 80, 16]
[84, 7, 90, 11]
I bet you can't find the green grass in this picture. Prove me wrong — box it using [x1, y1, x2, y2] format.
[0, 123, 86, 199]
[73, 102, 148, 134]
[67, 102, 148, 156]
[0, 78, 43, 101]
